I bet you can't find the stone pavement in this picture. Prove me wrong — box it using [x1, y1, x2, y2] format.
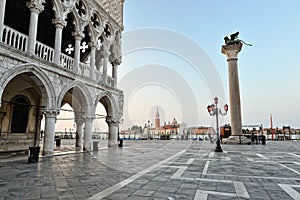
[0, 140, 300, 200]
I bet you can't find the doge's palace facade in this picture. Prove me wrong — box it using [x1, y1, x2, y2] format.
[0, 0, 124, 155]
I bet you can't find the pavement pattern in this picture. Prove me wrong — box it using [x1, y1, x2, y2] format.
[0, 140, 300, 200]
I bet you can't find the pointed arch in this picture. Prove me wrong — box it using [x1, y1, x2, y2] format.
[0, 63, 56, 108]
[94, 91, 117, 118]
[57, 81, 93, 114]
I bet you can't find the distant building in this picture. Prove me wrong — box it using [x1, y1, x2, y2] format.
[185, 126, 216, 140]
[142, 108, 182, 140]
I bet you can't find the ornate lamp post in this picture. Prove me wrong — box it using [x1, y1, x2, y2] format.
[207, 97, 229, 152]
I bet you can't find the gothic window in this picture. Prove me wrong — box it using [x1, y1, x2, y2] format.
[11, 96, 30, 133]
[91, 13, 100, 29]
[75, 0, 86, 18]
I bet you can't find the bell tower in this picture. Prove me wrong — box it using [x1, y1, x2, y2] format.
[155, 106, 160, 128]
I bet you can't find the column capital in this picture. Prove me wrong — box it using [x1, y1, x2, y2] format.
[221, 43, 243, 60]
[106, 116, 120, 126]
[83, 114, 95, 121]
[42, 109, 59, 117]
[72, 31, 84, 40]
[26, 0, 45, 13]
[52, 18, 67, 28]
[111, 59, 121, 66]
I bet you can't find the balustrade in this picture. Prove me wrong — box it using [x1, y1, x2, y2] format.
[1, 26, 27, 51]
[1, 25, 115, 88]
[35, 41, 54, 62]
[79, 62, 90, 77]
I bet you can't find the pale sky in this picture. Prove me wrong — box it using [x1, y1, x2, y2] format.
[118, 0, 300, 129]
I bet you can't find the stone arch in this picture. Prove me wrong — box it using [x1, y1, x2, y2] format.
[0, 63, 56, 108]
[70, 0, 90, 33]
[94, 91, 118, 119]
[94, 91, 120, 147]
[51, 0, 75, 20]
[57, 81, 93, 114]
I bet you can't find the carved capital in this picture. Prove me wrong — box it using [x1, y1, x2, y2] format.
[52, 18, 67, 28]
[72, 31, 84, 40]
[42, 108, 59, 118]
[106, 116, 120, 125]
[83, 114, 95, 121]
[26, 0, 45, 13]
[221, 43, 242, 60]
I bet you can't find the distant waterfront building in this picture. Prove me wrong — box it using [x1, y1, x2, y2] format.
[185, 126, 216, 140]
[142, 108, 182, 139]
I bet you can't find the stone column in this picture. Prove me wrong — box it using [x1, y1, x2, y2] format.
[102, 49, 110, 85]
[89, 41, 97, 79]
[106, 117, 119, 147]
[72, 31, 84, 73]
[26, 1, 44, 54]
[75, 119, 84, 148]
[42, 109, 59, 156]
[222, 43, 243, 136]
[83, 115, 94, 151]
[0, 0, 6, 39]
[112, 61, 119, 88]
[52, 18, 66, 65]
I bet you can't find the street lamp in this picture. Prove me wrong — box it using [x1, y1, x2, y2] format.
[207, 97, 229, 152]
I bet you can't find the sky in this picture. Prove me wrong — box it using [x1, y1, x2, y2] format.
[116, 0, 300, 130]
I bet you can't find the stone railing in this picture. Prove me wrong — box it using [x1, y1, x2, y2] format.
[1, 25, 115, 87]
[60, 53, 74, 71]
[35, 41, 54, 62]
[79, 62, 90, 77]
[1, 26, 27, 51]
[94, 70, 102, 83]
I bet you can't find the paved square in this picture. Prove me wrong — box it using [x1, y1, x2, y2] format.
[0, 140, 300, 199]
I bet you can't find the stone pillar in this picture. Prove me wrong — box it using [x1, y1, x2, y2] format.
[73, 32, 84, 73]
[53, 18, 66, 65]
[106, 117, 119, 147]
[0, 0, 6, 39]
[222, 43, 243, 136]
[102, 49, 110, 85]
[83, 116, 94, 151]
[89, 41, 97, 79]
[26, 1, 44, 54]
[75, 119, 84, 148]
[42, 109, 59, 156]
[112, 61, 119, 88]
